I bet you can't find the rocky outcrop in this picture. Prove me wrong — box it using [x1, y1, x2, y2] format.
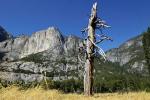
[0, 27, 64, 61]
[0, 36, 28, 61]
[106, 35, 148, 74]
[0, 26, 83, 82]
[21, 27, 64, 58]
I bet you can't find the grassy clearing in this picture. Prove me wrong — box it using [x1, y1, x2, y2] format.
[0, 86, 150, 100]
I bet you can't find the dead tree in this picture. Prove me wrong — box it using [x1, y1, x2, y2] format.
[79, 2, 112, 96]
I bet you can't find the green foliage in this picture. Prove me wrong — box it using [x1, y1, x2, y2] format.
[94, 73, 150, 93]
[1, 75, 150, 93]
[13, 69, 35, 74]
[0, 72, 150, 93]
[142, 27, 150, 75]
[21, 53, 77, 65]
[0, 78, 83, 93]
[39, 78, 83, 93]
[52, 79, 83, 93]
[93, 59, 150, 93]
[21, 53, 43, 64]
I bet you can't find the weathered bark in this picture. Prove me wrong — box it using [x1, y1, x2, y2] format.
[84, 3, 97, 96]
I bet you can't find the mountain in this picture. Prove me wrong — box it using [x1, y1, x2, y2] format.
[0, 26, 148, 83]
[0, 27, 65, 61]
[0, 26, 11, 42]
[106, 35, 148, 75]
[0, 26, 83, 82]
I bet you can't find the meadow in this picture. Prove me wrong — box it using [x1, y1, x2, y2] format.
[0, 86, 150, 100]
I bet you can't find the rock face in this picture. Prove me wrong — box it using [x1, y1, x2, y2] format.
[0, 26, 11, 42]
[0, 36, 28, 61]
[106, 35, 148, 75]
[0, 27, 64, 61]
[0, 26, 83, 82]
[21, 27, 64, 58]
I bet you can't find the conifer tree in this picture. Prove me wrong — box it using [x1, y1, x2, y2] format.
[142, 27, 150, 75]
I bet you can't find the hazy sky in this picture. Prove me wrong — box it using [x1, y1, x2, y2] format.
[0, 0, 150, 50]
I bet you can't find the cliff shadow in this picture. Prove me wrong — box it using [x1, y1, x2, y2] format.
[0, 52, 6, 60]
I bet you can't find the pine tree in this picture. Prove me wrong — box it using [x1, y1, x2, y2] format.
[142, 27, 150, 75]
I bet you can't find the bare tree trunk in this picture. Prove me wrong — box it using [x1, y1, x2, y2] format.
[84, 3, 97, 96]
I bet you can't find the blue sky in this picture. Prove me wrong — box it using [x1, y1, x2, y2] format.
[0, 0, 150, 51]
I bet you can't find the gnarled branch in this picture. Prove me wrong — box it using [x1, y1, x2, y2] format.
[87, 37, 107, 60]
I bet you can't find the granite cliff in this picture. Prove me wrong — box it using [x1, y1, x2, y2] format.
[0, 26, 148, 82]
[106, 35, 148, 75]
[0, 26, 83, 82]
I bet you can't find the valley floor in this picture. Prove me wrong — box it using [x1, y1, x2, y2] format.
[0, 86, 150, 100]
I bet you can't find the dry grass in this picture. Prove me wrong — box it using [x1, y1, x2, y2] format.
[0, 86, 150, 100]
